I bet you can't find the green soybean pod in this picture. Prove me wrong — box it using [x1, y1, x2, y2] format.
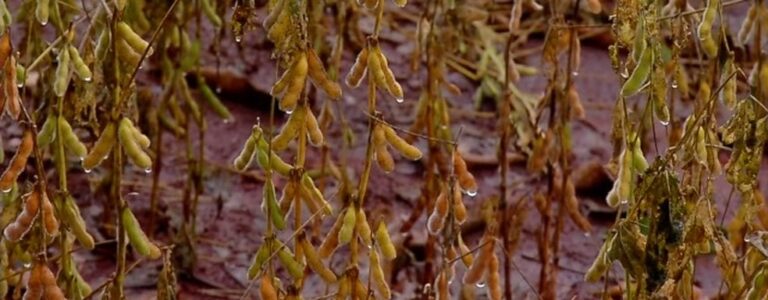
[116, 22, 151, 55]
[36, 114, 57, 149]
[54, 47, 71, 97]
[375, 222, 397, 260]
[0, 0, 11, 31]
[35, 0, 49, 26]
[697, 0, 719, 58]
[247, 244, 269, 279]
[198, 79, 233, 121]
[15, 63, 25, 88]
[58, 117, 87, 159]
[68, 45, 92, 82]
[201, 0, 222, 27]
[255, 137, 292, 176]
[234, 130, 259, 171]
[621, 46, 653, 97]
[62, 195, 95, 250]
[262, 178, 285, 230]
[274, 240, 304, 279]
[122, 207, 161, 259]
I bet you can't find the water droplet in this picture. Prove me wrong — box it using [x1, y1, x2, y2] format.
[744, 236, 752, 242]
[572, 71, 579, 77]
[235, 36, 242, 43]
[223, 118, 233, 124]
[620, 67, 629, 79]
[84, 168, 92, 174]
[620, 199, 629, 205]
[216, 87, 222, 93]
[466, 189, 478, 197]
[144, 168, 152, 174]
[659, 119, 669, 126]
[395, 97, 404, 103]
[584, 232, 591, 237]
[40, 21, 48, 26]
[1, 188, 11, 193]
[476, 282, 486, 288]
[23, 262, 31, 268]
[671, 81, 678, 89]
[78, 156, 85, 162]
[285, 109, 294, 115]
[16, 83, 24, 88]
[83, 76, 92, 82]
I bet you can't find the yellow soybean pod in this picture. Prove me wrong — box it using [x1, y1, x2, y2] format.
[375, 222, 397, 260]
[118, 118, 152, 170]
[383, 126, 422, 160]
[338, 207, 357, 245]
[83, 122, 117, 171]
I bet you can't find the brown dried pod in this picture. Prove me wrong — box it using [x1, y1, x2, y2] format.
[427, 190, 448, 235]
[4, 56, 21, 119]
[3, 190, 40, 241]
[485, 253, 502, 300]
[0, 129, 33, 192]
[564, 177, 592, 232]
[40, 191, 59, 236]
[453, 150, 478, 196]
[463, 232, 495, 284]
